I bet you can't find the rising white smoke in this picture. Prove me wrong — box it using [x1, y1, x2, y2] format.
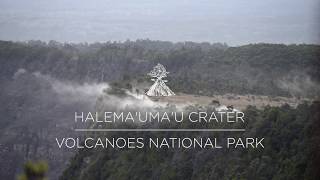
[14, 69, 165, 110]
[276, 72, 320, 98]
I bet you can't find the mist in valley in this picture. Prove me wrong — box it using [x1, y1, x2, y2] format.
[0, 0, 319, 178]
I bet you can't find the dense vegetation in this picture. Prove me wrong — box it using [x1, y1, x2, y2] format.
[18, 161, 48, 180]
[0, 40, 319, 97]
[0, 40, 319, 179]
[60, 102, 320, 180]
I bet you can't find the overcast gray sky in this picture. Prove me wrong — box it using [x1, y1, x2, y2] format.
[0, 0, 319, 45]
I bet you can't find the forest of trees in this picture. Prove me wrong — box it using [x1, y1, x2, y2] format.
[60, 101, 320, 180]
[0, 40, 319, 97]
[0, 40, 319, 179]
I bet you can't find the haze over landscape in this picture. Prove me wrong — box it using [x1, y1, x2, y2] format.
[0, 0, 319, 45]
[0, 1, 320, 179]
